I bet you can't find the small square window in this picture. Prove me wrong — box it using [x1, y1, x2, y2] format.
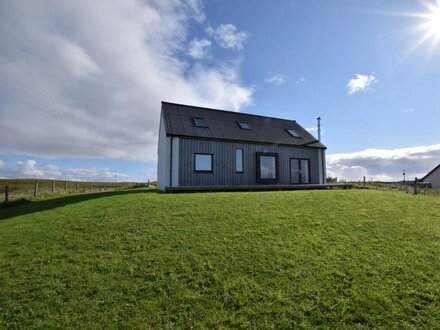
[237, 121, 252, 129]
[195, 153, 212, 172]
[286, 128, 301, 138]
[193, 117, 208, 128]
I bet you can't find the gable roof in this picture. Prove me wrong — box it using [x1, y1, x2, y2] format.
[421, 164, 440, 181]
[161, 101, 326, 149]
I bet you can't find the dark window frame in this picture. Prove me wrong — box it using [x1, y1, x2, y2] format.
[256, 152, 279, 184]
[235, 148, 244, 173]
[192, 117, 208, 128]
[237, 121, 252, 130]
[194, 153, 213, 173]
[289, 157, 311, 184]
[285, 128, 301, 138]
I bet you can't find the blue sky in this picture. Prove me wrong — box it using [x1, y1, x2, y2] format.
[1, 0, 440, 182]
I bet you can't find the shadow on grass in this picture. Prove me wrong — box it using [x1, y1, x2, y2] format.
[0, 188, 157, 221]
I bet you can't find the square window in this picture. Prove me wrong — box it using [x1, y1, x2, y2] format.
[193, 117, 208, 128]
[195, 153, 212, 172]
[256, 153, 279, 183]
[237, 121, 252, 129]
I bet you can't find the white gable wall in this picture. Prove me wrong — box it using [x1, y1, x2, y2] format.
[157, 113, 179, 191]
[157, 113, 170, 191]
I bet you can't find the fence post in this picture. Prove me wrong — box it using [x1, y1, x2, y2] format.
[76, 182, 79, 191]
[4, 185, 9, 205]
[363, 176, 366, 188]
[65, 180, 67, 191]
[52, 181, 55, 193]
[414, 177, 418, 195]
[34, 181, 38, 197]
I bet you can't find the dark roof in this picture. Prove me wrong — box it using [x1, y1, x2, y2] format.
[421, 164, 440, 181]
[161, 101, 326, 149]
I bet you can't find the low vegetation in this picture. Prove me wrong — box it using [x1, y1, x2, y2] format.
[1, 188, 440, 328]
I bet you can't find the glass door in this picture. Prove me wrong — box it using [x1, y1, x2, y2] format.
[290, 158, 310, 184]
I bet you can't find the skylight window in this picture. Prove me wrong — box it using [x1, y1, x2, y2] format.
[193, 117, 208, 128]
[237, 121, 252, 129]
[286, 128, 301, 138]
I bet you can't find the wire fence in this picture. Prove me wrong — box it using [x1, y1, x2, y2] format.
[351, 180, 440, 197]
[1, 180, 154, 206]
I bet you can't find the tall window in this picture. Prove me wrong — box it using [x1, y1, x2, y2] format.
[194, 153, 213, 172]
[256, 153, 278, 183]
[236, 148, 243, 173]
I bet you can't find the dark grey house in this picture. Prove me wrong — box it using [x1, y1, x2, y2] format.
[421, 164, 440, 189]
[157, 102, 326, 192]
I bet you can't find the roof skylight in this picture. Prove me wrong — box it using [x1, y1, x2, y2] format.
[286, 128, 301, 138]
[237, 121, 252, 130]
[193, 117, 208, 128]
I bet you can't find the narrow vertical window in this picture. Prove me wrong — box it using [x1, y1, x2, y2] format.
[236, 148, 243, 173]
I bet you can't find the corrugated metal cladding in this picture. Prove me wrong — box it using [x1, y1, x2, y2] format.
[179, 138, 321, 186]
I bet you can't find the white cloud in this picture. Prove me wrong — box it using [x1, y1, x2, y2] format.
[327, 144, 440, 181]
[188, 38, 211, 59]
[0, 1, 253, 162]
[402, 108, 415, 113]
[296, 77, 306, 84]
[346, 74, 377, 95]
[0, 159, 133, 182]
[265, 73, 287, 85]
[305, 126, 318, 134]
[207, 24, 249, 50]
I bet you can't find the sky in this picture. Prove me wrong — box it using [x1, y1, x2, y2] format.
[1, 0, 440, 182]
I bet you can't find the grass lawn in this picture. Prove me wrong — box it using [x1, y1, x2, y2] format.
[1, 188, 440, 328]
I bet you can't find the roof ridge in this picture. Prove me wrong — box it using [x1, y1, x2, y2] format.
[161, 101, 297, 123]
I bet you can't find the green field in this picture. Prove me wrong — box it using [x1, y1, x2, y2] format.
[1, 188, 440, 328]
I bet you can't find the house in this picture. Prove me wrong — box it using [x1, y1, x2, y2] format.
[421, 164, 440, 189]
[157, 101, 327, 192]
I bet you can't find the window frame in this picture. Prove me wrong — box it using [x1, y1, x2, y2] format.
[192, 117, 208, 128]
[256, 152, 279, 184]
[237, 121, 252, 130]
[285, 128, 301, 138]
[194, 153, 213, 173]
[235, 148, 244, 173]
[289, 157, 311, 184]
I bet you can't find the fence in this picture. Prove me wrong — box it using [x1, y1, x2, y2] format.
[1, 180, 152, 206]
[351, 177, 440, 198]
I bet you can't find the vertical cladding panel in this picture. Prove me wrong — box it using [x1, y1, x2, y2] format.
[178, 138, 322, 186]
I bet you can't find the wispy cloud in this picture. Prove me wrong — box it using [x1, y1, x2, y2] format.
[296, 77, 306, 84]
[0, 1, 253, 162]
[346, 74, 377, 95]
[264, 73, 288, 85]
[327, 144, 440, 181]
[188, 38, 211, 59]
[402, 108, 415, 113]
[207, 24, 250, 51]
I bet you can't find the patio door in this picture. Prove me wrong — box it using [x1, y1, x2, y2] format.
[290, 158, 310, 184]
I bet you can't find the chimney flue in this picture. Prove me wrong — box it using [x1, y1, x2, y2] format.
[317, 117, 321, 141]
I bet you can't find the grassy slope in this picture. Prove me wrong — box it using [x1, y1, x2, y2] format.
[1, 189, 440, 328]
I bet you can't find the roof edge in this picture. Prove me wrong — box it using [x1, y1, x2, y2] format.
[166, 134, 327, 149]
[421, 164, 440, 181]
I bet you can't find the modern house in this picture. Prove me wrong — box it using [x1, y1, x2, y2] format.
[421, 164, 440, 189]
[157, 101, 327, 192]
